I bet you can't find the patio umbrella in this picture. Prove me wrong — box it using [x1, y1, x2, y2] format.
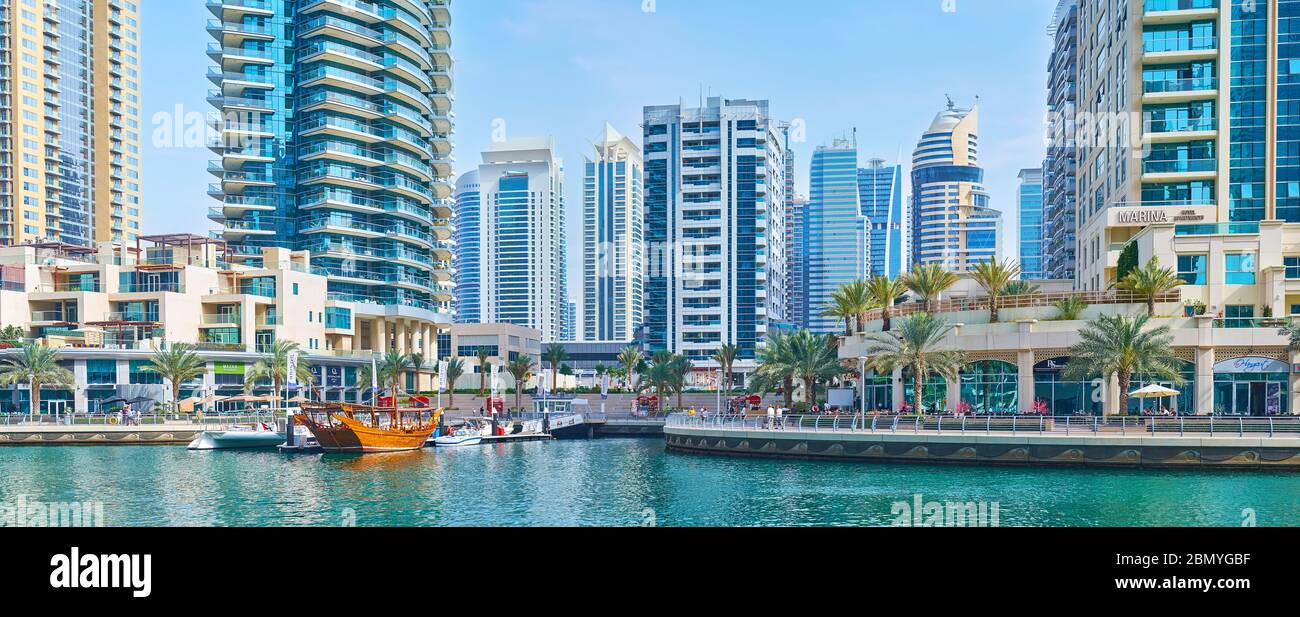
[286, 395, 311, 404]
[1130, 384, 1180, 399]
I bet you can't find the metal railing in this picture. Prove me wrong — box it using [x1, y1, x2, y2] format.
[666, 413, 1300, 438]
[859, 290, 1181, 322]
[0, 411, 287, 428]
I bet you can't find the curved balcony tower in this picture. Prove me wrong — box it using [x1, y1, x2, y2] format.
[207, 0, 455, 323]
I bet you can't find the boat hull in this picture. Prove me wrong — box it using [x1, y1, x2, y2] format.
[433, 435, 483, 447]
[300, 414, 435, 454]
[188, 430, 286, 451]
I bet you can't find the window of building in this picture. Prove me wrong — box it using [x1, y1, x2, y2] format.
[1285, 256, 1300, 280]
[1177, 254, 1207, 285]
[1225, 253, 1257, 285]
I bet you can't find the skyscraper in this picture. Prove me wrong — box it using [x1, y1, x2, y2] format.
[1043, 0, 1079, 281]
[1018, 168, 1045, 280]
[643, 97, 788, 364]
[207, 0, 456, 326]
[476, 137, 566, 342]
[454, 170, 480, 324]
[910, 100, 1000, 271]
[0, 0, 143, 247]
[785, 194, 808, 329]
[582, 124, 643, 343]
[858, 159, 905, 279]
[805, 138, 869, 334]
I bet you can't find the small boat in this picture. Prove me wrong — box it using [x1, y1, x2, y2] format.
[188, 423, 285, 451]
[433, 433, 483, 447]
[295, 403, 441, 454]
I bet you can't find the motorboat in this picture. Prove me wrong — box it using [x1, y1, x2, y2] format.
[188, 422, 285, 450]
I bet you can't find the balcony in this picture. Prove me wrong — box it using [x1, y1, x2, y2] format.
[1141, 157, 1217, 180]
[1143, 35, 1217, 63]
[1144, 0, 1218, 25]
[1142, 77, 1217, 104]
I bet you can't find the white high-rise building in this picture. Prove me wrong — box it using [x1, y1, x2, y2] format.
[582, 124, 644, 343]
[476, 138, 566, 342]
[642, 97, 788, 368]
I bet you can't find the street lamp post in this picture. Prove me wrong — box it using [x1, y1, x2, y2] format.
[858, 357, 868, 417]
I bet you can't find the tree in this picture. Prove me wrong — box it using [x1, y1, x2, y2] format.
[246, 340, 315, 410]
[785, 330, 844, 408]
[860, 313, 966, 414]
[1064, 314, 1183, 416]
[544, 344, 568, 394]
[865, 275, 909, 332]
[0, 344, 73, 419]
[1281, 320, 1300, 351]
[506, 356, 535, 411]
[407, 351, 427, 394]
[1053, 296, 1088, 321]
[617, 346, 643, 391]
[444, 358, 465, 407]
[358, 350, 409, 402]
[1117, 242, 1139, 281]
[1002, 280, 1040, 296]
[824, 280, 872, 335]
[1116, 257, 1183, 317]
[475, 346, 493, 397]
[751, 333, 797, 409]
[145, 343, 206, 413]
[712, 344, 739, 399]
[903, 263, 960, 314]
[970, 259, 1022, 324]
[0, 325, 26, 346]
[665, 354, 692, 410]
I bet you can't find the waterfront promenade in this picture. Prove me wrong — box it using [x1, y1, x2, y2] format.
[664, 414, 1300, 469]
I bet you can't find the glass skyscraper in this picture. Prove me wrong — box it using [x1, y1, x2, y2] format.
[643, 97, 788, 364]
[0, 0, 142, 247]
[1043, 0, 1078, 281]
[475, 138, 566, 342]
[858, 159, 905, 279]
[453, 169, 479, 324]
[582, 124, 643, 343]
[805, 139, 869, 334]
[1018, 168, 1044, 280]
[909, 101, 1001, 272]
[207, 0, 455, 323]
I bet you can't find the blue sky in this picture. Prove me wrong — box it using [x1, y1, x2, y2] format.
[145, 0, 1056, 290]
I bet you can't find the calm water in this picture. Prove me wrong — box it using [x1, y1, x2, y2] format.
[1, 439, 1298, 527]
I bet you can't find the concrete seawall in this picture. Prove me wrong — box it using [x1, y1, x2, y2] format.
[664, 426, 1300, 470]
[0, 424, 202, 445]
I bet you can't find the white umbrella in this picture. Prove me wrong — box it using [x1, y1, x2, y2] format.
[1130, 384, 1180, 399]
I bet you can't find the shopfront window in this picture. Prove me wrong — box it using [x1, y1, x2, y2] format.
[1127, 361, 1195, 415]
[959, 361, 1019, 414]
[901, 368, 947, 413]
[1033, 358, 1104, 416]
[862, 371, 892, 412]
[1213, 357, 1290, 416]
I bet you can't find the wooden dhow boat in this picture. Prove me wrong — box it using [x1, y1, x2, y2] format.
[294, 402, 442, 454]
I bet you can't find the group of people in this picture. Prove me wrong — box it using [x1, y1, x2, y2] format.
[114, 403, 142, 426]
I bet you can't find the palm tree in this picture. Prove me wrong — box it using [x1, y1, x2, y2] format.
[505, 356, 535, 411]
[1064, 314, 1184, 416]
[407, 351, 427, 394]
[444, 358, 465, 408]
[543, 344, 568, 394]
[358, 350, 410, 402]
[752, 333, 797, 409]
[665, 354, 692, 411]
[475, 346, 493, 397]
[1002, 280, 1040, 296]
[246, 340, 315, 410]
[1116, 257, 1183, 317]
[1054, 296, 1088, 321]
[823, 280, 871, 335]
[0, 344, 73, 420]
[145, 343, 206, 413]
[712, 344, 739, 399]
[785, 330, 844, 408]
[865, 275, 908, 332]
[617, 346, 643, 391]
[970, 259, 1022, 323]
[860, 313, 966, 414]
[903, 263, 960, 314]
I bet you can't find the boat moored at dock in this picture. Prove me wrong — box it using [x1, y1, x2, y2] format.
[294, 403, 441, 454]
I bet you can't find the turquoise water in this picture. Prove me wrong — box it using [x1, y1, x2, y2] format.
[1, 439, 1298, 526]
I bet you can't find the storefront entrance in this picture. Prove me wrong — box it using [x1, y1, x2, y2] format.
[1213, 358, 1290, 416]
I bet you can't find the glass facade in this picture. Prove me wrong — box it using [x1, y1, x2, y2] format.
[960, 361, 1019, 415]
[208, 0, 455, 319]
[858, 161, 904, 279]
[454, 170, 480, 323]
[910, 103, 1000, 272]
[1018, 169, 1044, 280]
[805, 142, 868, 334]
[1230, 0, 1269, 221]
